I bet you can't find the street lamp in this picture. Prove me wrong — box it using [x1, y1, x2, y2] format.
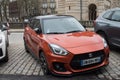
[49, 0, 56, 14]
[42, 2, 48, 15]
[80, 0, 82, 20]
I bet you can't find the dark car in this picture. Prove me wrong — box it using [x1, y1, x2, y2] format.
[94, 8, 120, 47]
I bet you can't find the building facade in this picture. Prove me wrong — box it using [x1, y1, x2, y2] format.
[7, 0, 120, 22]
[55, 0, 120, 20]
[39, 0, 56, 15]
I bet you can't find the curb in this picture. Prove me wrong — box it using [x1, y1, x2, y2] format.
[86, 28, 94, 31]
[9, 29, 24, 33]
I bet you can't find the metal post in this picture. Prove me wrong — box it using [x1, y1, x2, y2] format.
[80, 0, 82, 20]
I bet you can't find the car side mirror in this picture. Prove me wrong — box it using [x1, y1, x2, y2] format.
[83, 25, 87, 28]
[34, 28, 42, 34]
[24, 19, 30, 27]
[2, 25, 8, 31]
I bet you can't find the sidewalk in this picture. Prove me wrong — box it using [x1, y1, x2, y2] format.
[9, 29, 24, 33]
[86, 28, 94, 31]
[9, 28, 94, 33]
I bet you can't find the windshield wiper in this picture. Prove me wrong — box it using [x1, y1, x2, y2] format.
[46, 32, 65, 34]
[66, 30, 82, 33]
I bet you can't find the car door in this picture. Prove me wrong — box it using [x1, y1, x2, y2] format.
[29, 19, 42, 57]
[107, 10, 120, 46]
[24, 19, 35, 51]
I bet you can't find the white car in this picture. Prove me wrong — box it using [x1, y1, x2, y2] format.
[0, 23, 9, 62]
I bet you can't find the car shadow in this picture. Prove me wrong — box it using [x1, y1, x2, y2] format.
[44, 70, 101, 80]
[110, 46, 120, 53]
[0, 61, 7, 68]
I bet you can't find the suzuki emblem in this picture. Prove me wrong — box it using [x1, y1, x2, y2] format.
[89, 53, 93, 57]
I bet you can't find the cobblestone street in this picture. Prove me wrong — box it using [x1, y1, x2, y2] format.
[0, 33, 120, 80]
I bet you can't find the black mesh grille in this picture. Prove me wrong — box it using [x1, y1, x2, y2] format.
[70, 50, 105, 70]
[0, 48, 3, 56]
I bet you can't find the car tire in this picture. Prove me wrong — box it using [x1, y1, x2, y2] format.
[24, 40, 29, 53]
[2, 47, 9, 62]
[39, 52, 50, 75]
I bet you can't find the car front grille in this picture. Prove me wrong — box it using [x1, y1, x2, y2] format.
[0, 48, 3, 56]
[70, 50, 105, 70]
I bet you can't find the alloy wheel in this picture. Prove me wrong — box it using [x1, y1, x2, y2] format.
[39, 52, 49, 75]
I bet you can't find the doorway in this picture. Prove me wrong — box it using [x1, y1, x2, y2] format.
[89, 4, 97, 20]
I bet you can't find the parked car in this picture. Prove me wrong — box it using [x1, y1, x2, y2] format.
[23, 15, 109, 75]
[0, 23, 9, 62]
[94, 8, 120, 47]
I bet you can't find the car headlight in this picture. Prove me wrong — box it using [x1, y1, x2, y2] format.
[49, 44, 68, 56]
[102, 38, 107, 47]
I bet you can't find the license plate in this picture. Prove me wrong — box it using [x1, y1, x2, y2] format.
[81, 57, 101, 66]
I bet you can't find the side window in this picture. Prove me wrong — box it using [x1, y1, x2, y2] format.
[111, 10, 120, 21]
[103, 11, 113, 20]
[29, 19, 35, 28]
[30, 19, 41, 29]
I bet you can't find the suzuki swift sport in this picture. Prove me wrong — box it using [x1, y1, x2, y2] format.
[23, 15, 109, 75]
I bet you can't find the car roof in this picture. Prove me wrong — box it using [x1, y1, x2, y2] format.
[32, 15, 73, 20]
[106, 7, 120, 12]
[98, 8, 120, 18]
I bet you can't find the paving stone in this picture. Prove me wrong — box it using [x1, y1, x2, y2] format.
[105, 76, 113, 80]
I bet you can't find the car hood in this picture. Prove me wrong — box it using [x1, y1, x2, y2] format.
[45, 31, 103, 48]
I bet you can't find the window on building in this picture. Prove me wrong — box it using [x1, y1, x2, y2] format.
[50, 0, 54, 2]
[69, 6, 71, 10]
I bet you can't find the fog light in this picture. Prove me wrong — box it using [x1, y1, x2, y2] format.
[53, 62, 67, 72]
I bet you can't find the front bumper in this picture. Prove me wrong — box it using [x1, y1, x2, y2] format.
[47, 47, 109, 75]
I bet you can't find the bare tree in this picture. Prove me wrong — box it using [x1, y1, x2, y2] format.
[17, 0, 38, 20]
[0, 0, 9, 21]
[0, 2, 3, 21]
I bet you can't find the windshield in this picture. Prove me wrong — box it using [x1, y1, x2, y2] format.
[43, 17, 86, 34]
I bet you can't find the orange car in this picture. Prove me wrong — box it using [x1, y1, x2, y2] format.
[23, 15, 109, 75]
